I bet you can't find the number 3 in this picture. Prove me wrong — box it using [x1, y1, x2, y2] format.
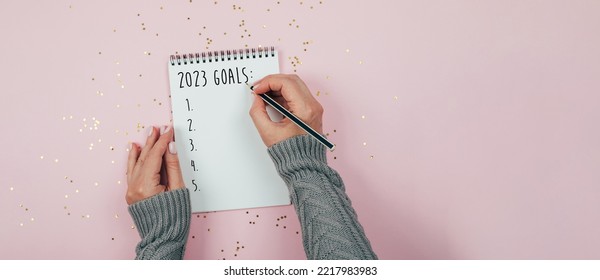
[189, 139, 195, 151]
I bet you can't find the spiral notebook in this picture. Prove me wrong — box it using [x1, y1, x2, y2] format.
[167, 47, 290, 213]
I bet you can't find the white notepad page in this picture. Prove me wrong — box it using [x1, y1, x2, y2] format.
[167, 48, 290, 213]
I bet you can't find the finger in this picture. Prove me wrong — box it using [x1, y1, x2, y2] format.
[138, 126, 159, 164]
[164, 140, 185, 191]
[249, 94, 275, 134]
[127, 142, 140, 180]
[144, 125, 172, 174]
[252, 74, 313, 104]
[271, 95, 289, 110]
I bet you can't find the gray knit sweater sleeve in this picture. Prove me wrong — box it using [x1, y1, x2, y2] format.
[128, 188, 191, 260]
[268, 135, 377, 260]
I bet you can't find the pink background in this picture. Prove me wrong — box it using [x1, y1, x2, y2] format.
[1, 1, 600, 259]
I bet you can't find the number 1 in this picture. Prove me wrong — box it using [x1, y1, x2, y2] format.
[185, 98, 191, 111]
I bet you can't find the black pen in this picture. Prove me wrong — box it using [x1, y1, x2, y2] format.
[246, 83, 335, 151]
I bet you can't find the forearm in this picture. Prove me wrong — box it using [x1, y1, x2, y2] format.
[268, 135, 377, 260]
[128, 188, 191, 260]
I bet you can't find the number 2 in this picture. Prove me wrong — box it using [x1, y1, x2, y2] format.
[187, 119, 193, 131]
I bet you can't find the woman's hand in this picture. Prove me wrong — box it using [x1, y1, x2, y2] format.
[249, 74, 324, 147]
[126, 125, 185, 205]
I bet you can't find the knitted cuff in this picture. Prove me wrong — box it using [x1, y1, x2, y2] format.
[267, 134, 328, 182]
[128, 188, 191, 240]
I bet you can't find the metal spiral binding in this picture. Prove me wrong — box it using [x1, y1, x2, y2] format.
[169, 46, 276, 66]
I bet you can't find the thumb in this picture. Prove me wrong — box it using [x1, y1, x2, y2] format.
[249, 94, 275, 136]
[163, 130, 185, 191]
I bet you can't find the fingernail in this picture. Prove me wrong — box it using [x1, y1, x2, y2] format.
[147, 126, 154, 137]
[168, 142, 177, 154]
[127, 142, 132, 151]
[250, 83, 260, 91]
[161, 125, 171, 135]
